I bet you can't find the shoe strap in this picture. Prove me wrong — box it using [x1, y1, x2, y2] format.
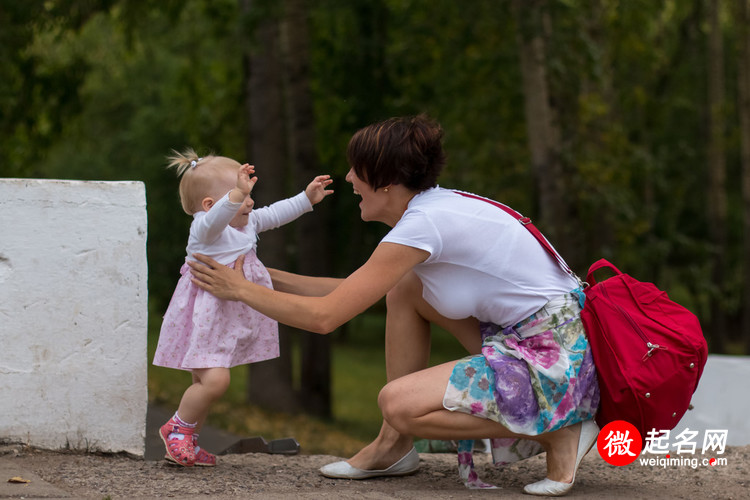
[167, 420, 195, 437]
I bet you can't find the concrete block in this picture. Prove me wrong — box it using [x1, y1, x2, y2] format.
[678, 354, 750, 446]
[0, 178, 148, 456]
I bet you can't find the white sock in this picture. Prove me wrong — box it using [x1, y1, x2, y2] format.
[169, 412, 197, 441]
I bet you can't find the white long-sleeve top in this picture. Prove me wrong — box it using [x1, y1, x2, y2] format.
[185, 191, 312, 265]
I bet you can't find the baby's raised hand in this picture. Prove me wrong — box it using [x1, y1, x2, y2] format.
[305, 175, 334, 205]
[237, 164, 258, 195]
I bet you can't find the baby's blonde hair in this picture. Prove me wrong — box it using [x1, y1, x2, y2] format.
[167, 148, 242, 214]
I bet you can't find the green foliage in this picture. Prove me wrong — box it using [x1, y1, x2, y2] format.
[1, 0, 747, 353]
[2, 1, 252, 309]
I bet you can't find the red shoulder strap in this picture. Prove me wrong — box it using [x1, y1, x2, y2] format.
[454, 191, 575, 278]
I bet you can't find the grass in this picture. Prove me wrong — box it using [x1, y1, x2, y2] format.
[147, 309, 469, 457]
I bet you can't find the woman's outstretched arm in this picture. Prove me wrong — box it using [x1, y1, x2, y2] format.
[188, 242, 429, 334]
[267, 268, 343, 296]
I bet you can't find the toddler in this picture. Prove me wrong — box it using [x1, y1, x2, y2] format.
[153, 149, 333, 466]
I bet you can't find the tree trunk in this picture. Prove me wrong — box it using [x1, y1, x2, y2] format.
[241, 0, 299, 412]
[706, 0, 727, 352]
[281, 0, 332, 418]
[510, 0, 570, 261]
[738, 0, 750, 352]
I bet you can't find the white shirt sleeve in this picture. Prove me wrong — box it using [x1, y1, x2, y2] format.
[191, 193, 242, 245]
[249, 191, 313, 234]
[381, 210, 442, 262]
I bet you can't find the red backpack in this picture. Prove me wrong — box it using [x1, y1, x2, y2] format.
[456, 191, 708, 442]
[579, 259, 707, 441]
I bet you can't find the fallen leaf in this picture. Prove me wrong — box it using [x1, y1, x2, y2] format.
[8, 476, 31, 484]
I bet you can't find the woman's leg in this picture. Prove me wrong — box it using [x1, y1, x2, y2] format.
[176, 367, 231, 430]
[346, 271, 482, 470]
[379, 361, 584, 484]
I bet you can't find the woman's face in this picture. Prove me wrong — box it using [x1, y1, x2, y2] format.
[345, 167, 390, 223]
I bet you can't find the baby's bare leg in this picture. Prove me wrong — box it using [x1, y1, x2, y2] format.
[176, 367, 230, 429]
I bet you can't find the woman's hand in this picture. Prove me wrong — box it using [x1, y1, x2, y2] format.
[188, 254, 248, 300]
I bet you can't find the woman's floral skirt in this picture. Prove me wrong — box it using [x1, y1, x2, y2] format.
[442, 289, 600, 488]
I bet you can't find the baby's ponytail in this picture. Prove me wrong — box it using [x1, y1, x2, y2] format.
[167, 148, 203, 177]
[167, 147, 217, 215]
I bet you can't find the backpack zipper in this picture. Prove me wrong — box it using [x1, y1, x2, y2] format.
[599, 284, 667, 361]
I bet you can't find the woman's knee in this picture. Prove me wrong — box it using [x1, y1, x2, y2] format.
[378, 381, 412, 433]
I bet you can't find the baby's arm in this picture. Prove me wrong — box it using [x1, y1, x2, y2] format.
[192, 165, 257, 244]
[251, 193, 313, 233]
[251, 174, 334, 233]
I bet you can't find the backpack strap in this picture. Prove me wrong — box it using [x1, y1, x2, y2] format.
[454, 191, 580, 283]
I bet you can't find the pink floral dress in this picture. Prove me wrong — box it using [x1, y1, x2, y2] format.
[152, 251, 279, 370]
[153, 191, 312, 371]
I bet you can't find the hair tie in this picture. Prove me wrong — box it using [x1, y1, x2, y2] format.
[189, 157, 203, 169]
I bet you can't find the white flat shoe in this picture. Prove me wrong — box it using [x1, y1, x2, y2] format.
[319, 447, 420, 479]
[523, 419, 599, 496]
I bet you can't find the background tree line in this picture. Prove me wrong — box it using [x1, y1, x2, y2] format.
[2, 0, 749, 418]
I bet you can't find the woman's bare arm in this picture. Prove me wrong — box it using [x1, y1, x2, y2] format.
[267, 268, 343, 296]
[189, 242, 428, 334]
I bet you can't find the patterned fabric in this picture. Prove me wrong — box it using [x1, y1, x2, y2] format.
[443, 290, 600, 489]
[153, 250, 280, 370]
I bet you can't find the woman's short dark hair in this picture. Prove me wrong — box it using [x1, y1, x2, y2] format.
[346, 114, 446, 192]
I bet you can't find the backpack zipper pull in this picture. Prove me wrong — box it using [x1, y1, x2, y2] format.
[643, 342, 667, 361]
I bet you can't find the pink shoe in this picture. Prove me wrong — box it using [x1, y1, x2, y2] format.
[159, 417, 196, 467]
[193, 436, 217, 467]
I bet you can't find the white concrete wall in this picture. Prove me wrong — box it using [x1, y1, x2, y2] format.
[677, 354, 750, 446]
[0, 179, 147, 456]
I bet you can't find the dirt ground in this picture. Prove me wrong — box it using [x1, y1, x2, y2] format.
[1, 442, 748, 500]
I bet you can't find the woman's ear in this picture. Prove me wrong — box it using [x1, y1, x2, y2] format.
[201, 197, 215, 212]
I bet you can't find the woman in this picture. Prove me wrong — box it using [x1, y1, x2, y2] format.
[188, 115, 600, 496]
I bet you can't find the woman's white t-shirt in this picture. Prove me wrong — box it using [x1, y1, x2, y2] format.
[381, 187, 577, 327]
